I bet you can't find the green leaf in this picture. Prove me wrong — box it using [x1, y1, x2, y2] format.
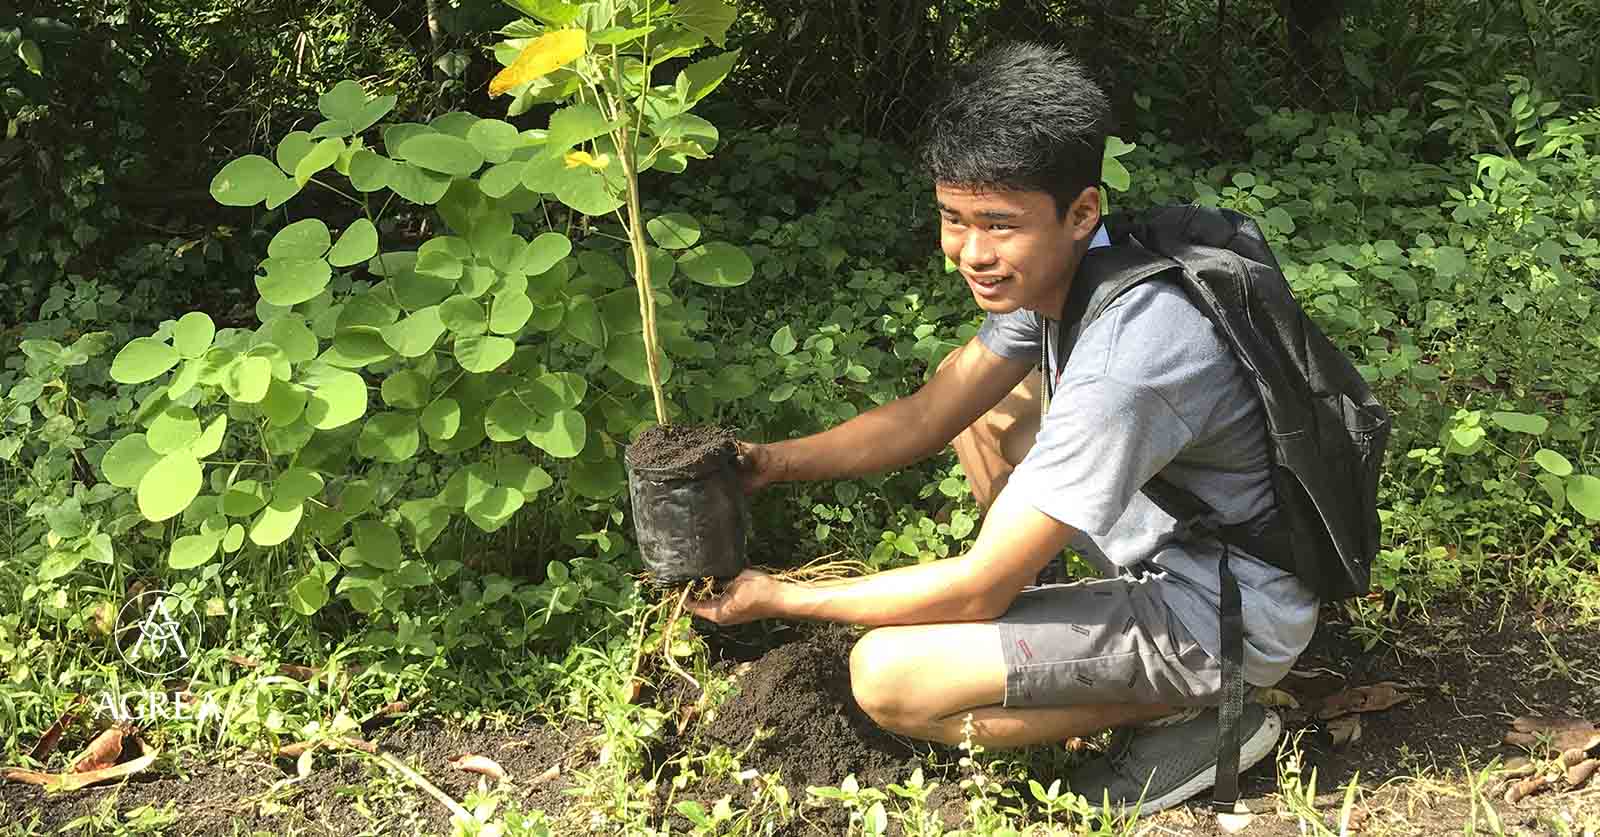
[173, 312, 216, 359]
[678, 50, 740, 105]
[526, 409, 586, 458]
[490, 290, 534, 335]
[420, 398, 461, 441]
[210, 155, 289, 207]
[276, 131, 316, 173]
[564, 295, 604, 348]
[169, 533, 221, 570]
[479, 161, 526, 198]
[326, 326, 394, 368]
[521, 232, 572, 275]
[1568, 475, 1600, 522]
[103, 434, 161, 488]
[1533, 448, 1573, 477]
[1101, 156, 1131, 192]
[646, 213, 702, 250]
[504, 0, 582, 25]
[388, 162, 453, 205]
[111, 338, 180, 384]
[223, 524, 245, 553]
[223, 356, 273, 403]
[524, 372, 586, 413]
[769, 325, 797, 355]
[466, 119, 523, 163]
[497, 456, 553, 498]
[137, 452, 203, 522]
[440, 295, 488, 335]
[263, 317, 320, 363]
[570, 458, 623, 499]
[397, 133, 484, 176]
[466, 486, 525, 533]
[275, 467, 325, 506]
[551, 164, 624, 216]
[381, 306, 446, 357]
[381, 370, 431, 409]
[294, 138, 343, 185]
[1490, 411, 1548, 436]
[257, 258, 333, 306]
[674, 0, 737, 45]
[305, 369, 369, 430]
[37, 549, 85, 582]
[605, 333, 672, 386]
[485, 394, 536, 442]
[250, 499, 304, 547]
[261, 379, 309, 426]
[1434, 246, 1468, 277]
[269, 219, 332, 260]
[18, 39, 43, 75]
[189, 414, 228, 459]
[328, 219, 379, 267]
[679, 242, 753, 287]
[769, 382, 797, 402]
[319, 80, 396, 135]
[222, 481, 269, 517]
[454, 335, 515, 373]
[352, 520, 403, 571]
[147, 406, 201, 454]
[288, 574, 329, 615]
[358, 412, 420, 463]
[546, 104, 612, 152]
[349, 150, 395, 192]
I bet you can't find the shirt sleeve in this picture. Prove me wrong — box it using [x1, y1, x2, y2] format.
[975, 309, 1042, 363]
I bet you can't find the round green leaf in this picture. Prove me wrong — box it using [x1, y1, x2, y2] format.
[210, 155, 288, 207]
[466, 118, 522, 163]
[349, 150, 396, 192]
[328, 219, 379, 268]
[526, 409, 586, 458]
[111, 338, 180, 385]
[521, 233, 572, 276]
[173, 313, 216, 359]
[258, 258, 333, 307]
[222, 481, 269, 517]
[137, 452, 203, 522]
[485, 394, 536, 442]
[770, 325, 797, 356]
[679, 242, 754, 287]
[305, 370, 369, 430]
[189, 414, 228, 459]
[148, 405, 201, 455]
[293, 138, 343, 185]
[480, 161, 525, 198]
[496, 455, 553, 498]
[223, 356, 273, 403]
[276, 131, 316, 173]
[250, 500, 304, 547]
[352, 520, 403, 570]
[605, 334, 673, 387]
[570, 458, 623, 500]
[381, 369, 432, 409]
[1490, 411, 1549, 436]
[1534, 448, 1574, 477]
[269, 219, 332, 260]
[397, 133, 484, 176]
[646, 213, 702, 250]
[388, 162, 453, 205]
[1568, 474, 1600, 522]
[326, 326, 394, 368]
[262, 317, 319, 363]
[440, 296, 488, 335]
[169, 532, 221, 570]
[288, 573, 329, 615]
[466, 486, 525, 533]
[524, 372, 587, 414]
[102, 433, 160, 488]
[454, 335, 515, 373]
[275, 468, 325, 505]
[489, 290, 534, 335]
[358, 412, 420, 463]
[261, 378, 309, 426]
[381, 306, 446, 358]
[551, 164, 624, 216]
[420, 398, 461, 441]
[222, 524, 245, 553]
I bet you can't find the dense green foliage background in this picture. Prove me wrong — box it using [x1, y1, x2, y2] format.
[2, 0, 1598, 807]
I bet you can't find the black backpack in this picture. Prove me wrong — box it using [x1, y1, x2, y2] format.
[1059, 204, 1391, 812]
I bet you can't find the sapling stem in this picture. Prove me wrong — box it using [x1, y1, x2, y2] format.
[606, 86, 668, 426]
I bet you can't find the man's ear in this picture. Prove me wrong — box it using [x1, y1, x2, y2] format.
[1066, 185, 1102, 240]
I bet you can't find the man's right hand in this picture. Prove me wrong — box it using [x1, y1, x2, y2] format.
[735, 441, 779, 494]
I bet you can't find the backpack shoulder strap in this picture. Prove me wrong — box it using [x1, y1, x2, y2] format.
[1059, 237, 1181, 357]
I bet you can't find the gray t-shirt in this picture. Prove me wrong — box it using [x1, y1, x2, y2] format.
[977, 266, 1318, 687]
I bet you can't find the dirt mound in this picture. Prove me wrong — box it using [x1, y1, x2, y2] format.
[627, 424, 736, 472]
[699, 625, 939, 791]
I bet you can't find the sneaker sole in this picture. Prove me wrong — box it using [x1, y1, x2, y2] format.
[1133, 708, 1283, 815]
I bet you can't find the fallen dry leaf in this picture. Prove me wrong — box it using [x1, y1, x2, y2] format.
[531, 763, 561, 785]
[1511, 716, 1594, 734]
[1567, 759, 1598, 787]
[30, 697, 85, 761]
[277, 741, 320, 758]
[71, 725, 126, 773]
[2, 737, 158, 792]
[1328, 714, 1362, 747]
[1505, 774, 1549, 804]
[1317, 682, 1412, 720]
[1562, 748, 1592, 768]
[1501, 756, 1536, 779]
[1253, 687, 1301, 709]
[1503, 725, 1600, 752]
[449, 754, 508, 782]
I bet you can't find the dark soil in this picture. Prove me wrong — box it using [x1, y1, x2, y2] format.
[0, 717, 596, 836]
[627, 424, 737, 472]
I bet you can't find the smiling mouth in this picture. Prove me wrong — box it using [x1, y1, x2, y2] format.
[968, 275, 1008, 286]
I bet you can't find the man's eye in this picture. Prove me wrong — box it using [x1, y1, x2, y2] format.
[991, 224, 1016, 231]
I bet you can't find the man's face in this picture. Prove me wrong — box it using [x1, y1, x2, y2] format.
[936, 184, 1092, 318]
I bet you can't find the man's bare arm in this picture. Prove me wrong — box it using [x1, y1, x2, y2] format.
[756, 336, 1032, 484]
[689, 485, 1076, 626]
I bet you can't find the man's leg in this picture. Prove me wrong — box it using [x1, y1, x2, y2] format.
[941, 351, 1040, 510]
[848, 621, 1177, 748]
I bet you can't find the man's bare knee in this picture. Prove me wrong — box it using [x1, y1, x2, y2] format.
[849, 630, 920, 731]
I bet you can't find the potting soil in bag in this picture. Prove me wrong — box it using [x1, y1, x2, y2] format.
[626, 425, 748, 585]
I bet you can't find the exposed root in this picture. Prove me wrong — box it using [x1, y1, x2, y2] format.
[765, 552, 872, 585]
[660, 586, 702, 694]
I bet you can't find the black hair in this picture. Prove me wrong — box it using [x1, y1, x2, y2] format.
[921, 43, 1113, 216]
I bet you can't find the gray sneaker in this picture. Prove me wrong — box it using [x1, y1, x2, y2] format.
[1064, 704, 1282, 815]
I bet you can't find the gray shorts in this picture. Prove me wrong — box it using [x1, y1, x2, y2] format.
[998, 575, 1223, 708]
